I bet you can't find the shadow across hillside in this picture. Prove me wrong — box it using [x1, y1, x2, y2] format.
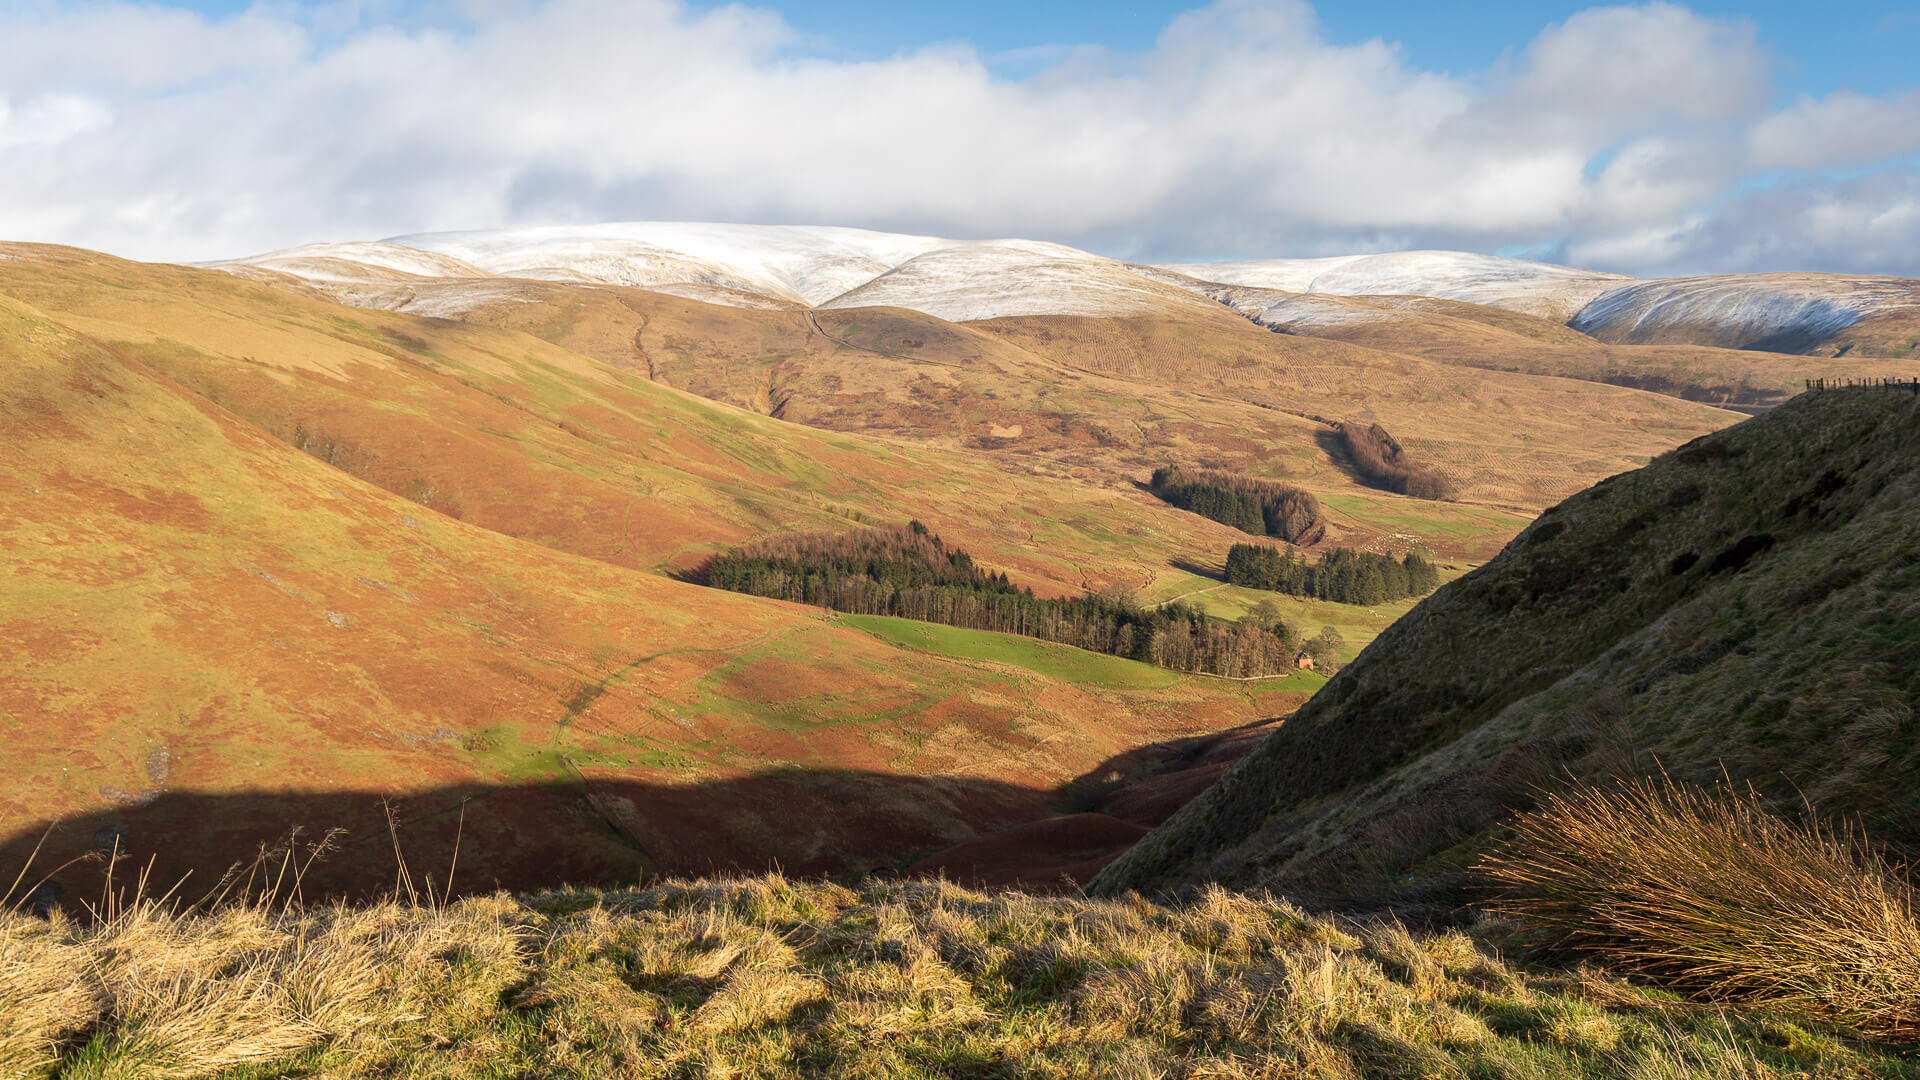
[911, 714, 1288, 890]
[1313, 427, 1369, 491]
[0, 771, 1038, 915]
[662, 560, 712, 586]
[1169, 557, 1226, 583]
[2, 718, 1291, 916]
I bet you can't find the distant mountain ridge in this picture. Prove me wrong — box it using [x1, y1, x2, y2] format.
[1151, 250, 1631, 321]
[213, 222, 1920, 356]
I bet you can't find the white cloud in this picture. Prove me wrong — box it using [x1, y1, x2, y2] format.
[1568, 173, 1920, 275]
[1749, 90, 1920, 171]
[1585, 136, 1742, 226]
[0, 0, 1917, 276]
[0, 93, 111, 151]
[1490, 2, 1769, 138]
[0, 3, 308, 92]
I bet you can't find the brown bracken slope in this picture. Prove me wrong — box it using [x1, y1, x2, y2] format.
[11, 238, 1868, 902]
[1, 246, 1318, 900]
[247, 265, 1744, 514]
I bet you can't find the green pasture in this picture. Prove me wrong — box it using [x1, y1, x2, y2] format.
[839, 615, 1181, 689]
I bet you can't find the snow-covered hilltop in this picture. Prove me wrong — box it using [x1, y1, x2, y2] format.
[391, 222, 952, 308]
[221, 241, 493, 283]
[217, 223, 1231, 322]
[1569, 274, 1920, 351]
[818, 240, 1213, 321]
[1153, 251, 1632, 322]
[212, 223, 1920, 352]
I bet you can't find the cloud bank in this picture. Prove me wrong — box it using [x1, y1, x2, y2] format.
[2, 0, 1916, 275]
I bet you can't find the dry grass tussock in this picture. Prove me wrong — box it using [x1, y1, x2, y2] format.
[5, 870, 1917, 1079]
[0, 891, 526, 1079]
[1481, 775, 1920, 1041]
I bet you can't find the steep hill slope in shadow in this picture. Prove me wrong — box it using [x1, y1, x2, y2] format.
[3, 718, 1293, 909]
[0, 772, 1048, 909]
[1094, 388, 1920, 910]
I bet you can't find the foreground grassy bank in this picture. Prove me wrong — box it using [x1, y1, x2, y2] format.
[6, 874, 1915, 1079]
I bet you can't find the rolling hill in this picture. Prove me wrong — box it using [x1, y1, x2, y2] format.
[1094, 386, 1920, 910]
[8, 224, 1914, 906]
[1568, 272, 1920, 355]
[0, 245, 1323, 901]
[217, 226, 1762, 514]
[220, 225, 1920, 365]
[1181, 281, 1903, 408]
[212, 224, 1920, 519]
[1153, 249, 1631, 321]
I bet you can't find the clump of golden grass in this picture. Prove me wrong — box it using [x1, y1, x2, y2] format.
[3, 868, 1913, 1078]
[45, 893, 524, 1080]
[1480, 775, 1920, 1039]
[0, 914, 104, 1076]
[0, 823, 525, 1080]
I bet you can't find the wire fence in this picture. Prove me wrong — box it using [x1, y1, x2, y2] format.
[1803, 377, 1920, 392]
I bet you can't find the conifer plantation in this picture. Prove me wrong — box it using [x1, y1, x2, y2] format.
[1333, 421, 1453, 500]
[1224, 543, 1442, 605]
[1147, 466, 1327, 544]
[705, 523, 1303, 676]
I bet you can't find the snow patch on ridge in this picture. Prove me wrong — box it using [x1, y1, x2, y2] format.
[1158, 250, 1631, 321]
[1244, 293, 1408, 331]
[1570, 275, 1920, 350]
[207, 225, 1920, 352]
[819, 240, 1208, 320]
[211, 241, 494, 282]
[387, 222, 955, 307]
[377, 281, 546, 320]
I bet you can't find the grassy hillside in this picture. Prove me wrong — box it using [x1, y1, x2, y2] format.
[243, 262, 1740, 515]
[9, 874, 1916, 1079]
[0, 252, 1310, 900]
[8, 245, 1919, 1074]
[1096, 387, 1920, 909]
[157, 246, 1550, 634]
[840, 615, 1188, 690]
[963, 309, 1734, 509]
[0, 245, 1289, 589]
[1826, 307, 1920, 360]
[15, 241, 1896, 912]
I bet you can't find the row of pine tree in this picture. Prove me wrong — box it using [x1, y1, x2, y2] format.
[1224, 544, 1441, 605]
[1148, 466, 1327, 545]
[705, 523, 1304, 678]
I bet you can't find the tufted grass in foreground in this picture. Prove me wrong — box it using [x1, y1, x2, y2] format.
[3, 875, 1917, 1079]
[1481, 776, 1920, 1042]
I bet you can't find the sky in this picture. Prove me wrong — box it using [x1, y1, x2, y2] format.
[1, 0, 1917, 275]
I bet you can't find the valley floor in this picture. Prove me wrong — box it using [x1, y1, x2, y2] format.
[7, 874, 1915, 1079]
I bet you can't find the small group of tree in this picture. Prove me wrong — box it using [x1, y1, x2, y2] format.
[1244, 599, 1345, 675]
[1225, 543, 1442, 606]
[1302, 623, 1346, 673]
[704, 522, 1303, 677]
[1148, 465, 1327, 545]
[1333, 422, 1452, 500]
[705, 520, 998, 597]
